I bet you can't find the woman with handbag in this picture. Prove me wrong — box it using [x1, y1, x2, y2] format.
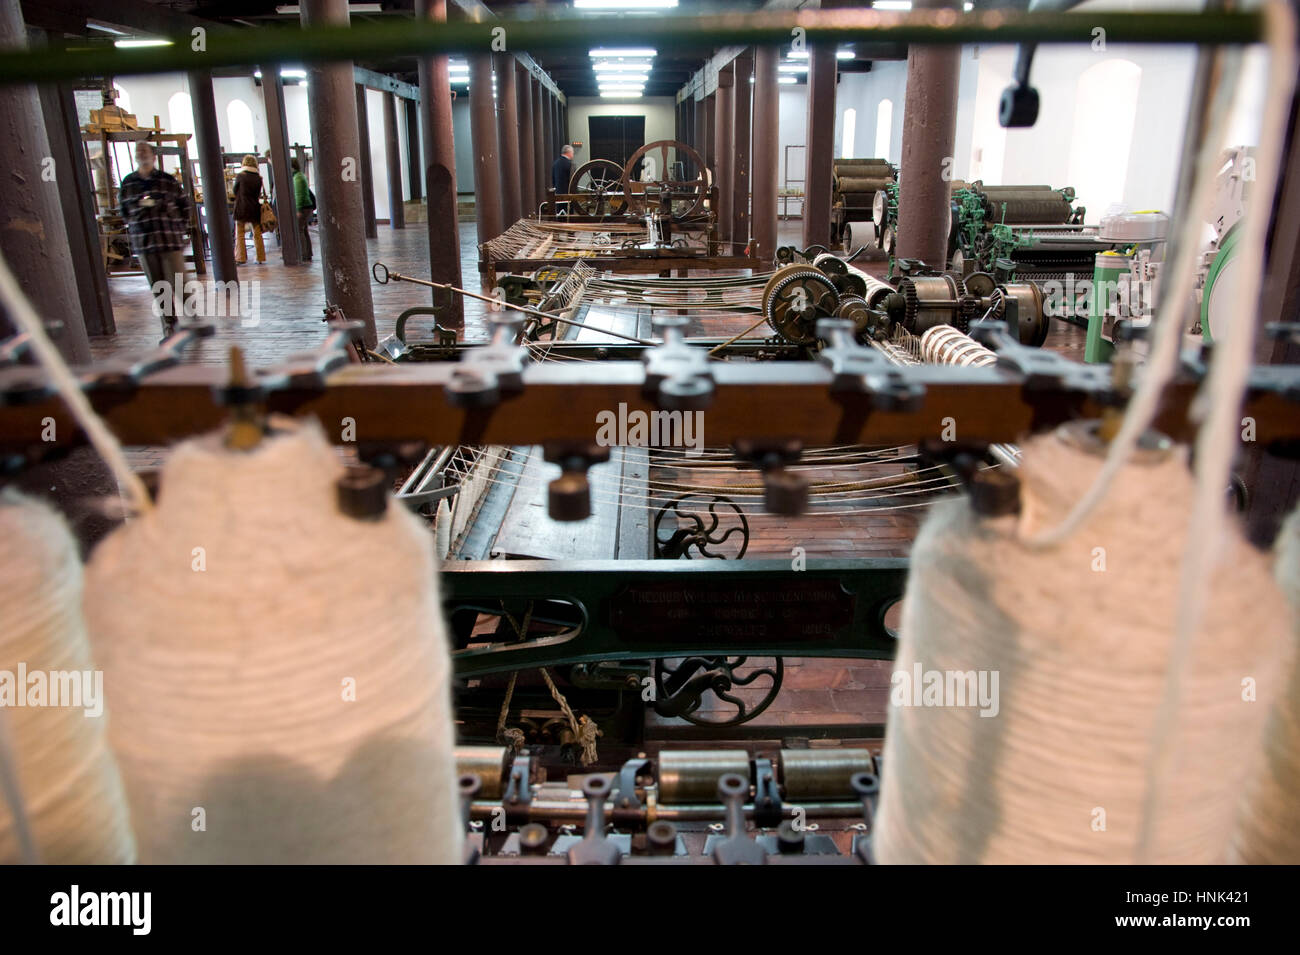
[232, 154, 266, 265]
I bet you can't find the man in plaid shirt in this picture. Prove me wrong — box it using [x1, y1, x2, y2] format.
[120, 141, 191, 337]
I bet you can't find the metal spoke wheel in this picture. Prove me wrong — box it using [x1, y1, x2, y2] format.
[653, 493, 749, 559]
[652, 656, 784, 727]
[620, 139, 708, 220]
[568, 159, 628, 216]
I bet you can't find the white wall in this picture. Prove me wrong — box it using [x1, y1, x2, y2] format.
[112, 74, 422, 221]
[565, 96, 677, 167]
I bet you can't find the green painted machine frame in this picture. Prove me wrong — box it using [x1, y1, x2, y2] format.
[441, 558, 907, 678]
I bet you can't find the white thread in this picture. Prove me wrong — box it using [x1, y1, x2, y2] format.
[84, 419, 461, 863]
[0, 252, 151, 515]
[0, 491, 136, 863]
[1136, 0, 1298, 861]
[1230, 508, 1300, 863]
[874, 430, 1289, 863]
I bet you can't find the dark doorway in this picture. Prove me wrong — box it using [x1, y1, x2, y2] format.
[587, 115, 646, 173]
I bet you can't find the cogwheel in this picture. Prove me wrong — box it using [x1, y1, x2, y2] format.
[832, 293, 875, 341]
[763, 264, 842, 345]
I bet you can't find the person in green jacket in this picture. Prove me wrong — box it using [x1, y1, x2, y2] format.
[292, 158, 313, 262]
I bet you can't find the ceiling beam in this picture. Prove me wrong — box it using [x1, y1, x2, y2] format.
[447, 0, 565, 102]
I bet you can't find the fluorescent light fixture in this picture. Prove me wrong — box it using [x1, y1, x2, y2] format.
[600, 84, 645, 93]
[576, 0, 677, 8]
[114, 38, 173, 48]
[778, 76, 797, 84]
[779, 64, 809, 73]
[275, 3, 382, 12]
[87, 21, 131, 36]
[252, 68, 307, 79]
[600, 91, 644, 98]
[596, 73, 649, 83]
[591, 60, 654, 71]
[589, 48, 657, 58]
[837, 50, 854, 59]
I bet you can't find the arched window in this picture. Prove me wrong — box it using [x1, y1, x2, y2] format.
[841, 108, 856, 159]
[875, 99, 893, 160]
[167, 91, 194, 136]
[1067, 59, 1141, 221]
[227, 99, 256, 154]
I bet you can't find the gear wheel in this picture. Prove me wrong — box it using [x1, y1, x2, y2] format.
[762, 265, 842, 345]
[832, 293, 876, 341]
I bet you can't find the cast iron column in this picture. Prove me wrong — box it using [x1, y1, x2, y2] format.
[517, 68, 536, 215]
[469, 53, 504, 244]
[301, 0, 376, 345]
[802, 40, 837, 248]
[260, 66, 300, 264]
[897, 0, 961, 268]
[751, 45, 780, 264]
[415, 0, 463, 326]
[732, 51, 752, 249]
[355, 84, 378, 238]
[382, 91, 405, 229]
[714, 70, 734, 248]
[495, 55, 521, 225]
[189, 69, 238, 284]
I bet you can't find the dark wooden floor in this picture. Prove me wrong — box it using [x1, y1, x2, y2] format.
[92, 216, 1085, 741]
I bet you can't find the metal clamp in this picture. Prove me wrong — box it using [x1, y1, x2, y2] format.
[459, 773, 483, 865]
[711, 773, 766, 865]
[611, 757, 652, 828]
[816, 318, 925, 410]
[850, 771, 879, 865]
[970, 318, 1110, 392]
[752, 758, 782, 830]
[445, 314, 527, 409]
[568, 775, 621, 866]
[642, 316, 714, 411]
[502, 754, 533, 829]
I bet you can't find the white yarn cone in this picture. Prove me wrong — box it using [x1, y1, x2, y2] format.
[875, 427, 1290, 864]
[0, 491, 136, 863]
[1231, 507, 1300, 863]
[84, 419, 461, 864]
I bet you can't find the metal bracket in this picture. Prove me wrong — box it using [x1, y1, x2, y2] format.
[259, 321, 366, 392]
[850, 771, 879, 865]
[459, 774, 483, 865]
[568, 775, 622, 866]
[503, 754, 534, 829]
[542, 441, 611, 522]
[445, 314, 526, 409]
[752, 757, 782, 829]
[642, 315, 714, 411]
[970, 318, 1111, 391]
[711, 773, 766, 865]
[611, 757, 652, 828]
[733, 438, 808, 516]
[816, 318, 925, 410]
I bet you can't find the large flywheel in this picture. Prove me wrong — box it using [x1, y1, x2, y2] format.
[761, 264, 842, 345]
[620, 139, 708, 220]
[568, 158, 628, 216]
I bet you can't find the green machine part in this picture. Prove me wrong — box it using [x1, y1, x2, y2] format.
[1085, 250, 1131, 363]
[1200, 222, 1243, 343]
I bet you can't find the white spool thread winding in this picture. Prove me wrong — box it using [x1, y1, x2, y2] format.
[84, 419, 462, 863]
[1231, 508, 1300, 863]
[874, 429, 1290, 864]
[920, 325, 996, 368]
[0, 491, 136, 863]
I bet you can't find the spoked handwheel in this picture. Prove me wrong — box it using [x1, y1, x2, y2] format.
[652, 656, 784, 727]
[620, 139, 708, 220]
[568, 159, 628, 216]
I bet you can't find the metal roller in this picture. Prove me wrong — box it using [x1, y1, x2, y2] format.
[984, 197, 1073, 224]
[843, 220, 875, 247]
[780, 748, 877, 800]
[976, 184, 1054, 193]
[920, 325, 998, 367]
[658, 749, 751, 804]
[455, 745, 511, 800]
[899, 272, 965, 335]
[1001, 281, 1051, 347]
[838, 177, 893, 195]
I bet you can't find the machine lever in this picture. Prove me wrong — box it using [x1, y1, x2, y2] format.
[568, 775, 622, 866]
[711, 773, 766, 865]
